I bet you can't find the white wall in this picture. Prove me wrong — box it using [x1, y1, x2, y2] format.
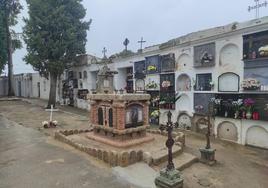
[214, 117, 268, 149]
[0, 77, 8, 96]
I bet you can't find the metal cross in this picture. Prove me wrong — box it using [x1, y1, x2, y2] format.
[123, 38, 129, 51]
[138, 37, 146, 51]
[102, 47, 107, 58]
[159, 111, 175, 171]
[248, 0, 268, 19]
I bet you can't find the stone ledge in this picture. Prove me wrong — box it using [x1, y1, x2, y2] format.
[54, 129, 144, 167]
[86, 132, 154, 148]
[93, 124, 149, 135]
[146, 129, 185, 148]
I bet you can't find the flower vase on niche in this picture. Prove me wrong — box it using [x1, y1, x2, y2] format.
[234, 111, 239, 119]
[242, 111, 246, 119]
[252, 112, 260, 120]
[246, 111, 252, 119]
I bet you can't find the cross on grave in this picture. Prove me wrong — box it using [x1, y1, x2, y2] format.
[248, 0, 268, 19]
[102, 47, 107, 58]
[45, 105, 59, 121]
[138, 37, 146, 51]
[123, 38, 129, 51]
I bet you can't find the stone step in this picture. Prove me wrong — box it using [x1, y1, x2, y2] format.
[151, 146, 183, 166]
[153, 152, 198, 171]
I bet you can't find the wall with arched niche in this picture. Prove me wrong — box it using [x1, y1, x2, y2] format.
[219, 44, 240, 72]
[176, 74, 191, 91]
[159, 110, 178, 125]
[176, 94, 191, 112]
[217, 121, 238, 142]
[177, 113, 192, 130]
[176, 53, 191, 71]
[246, 126, 268, 149]
[218, 72, 240, 92]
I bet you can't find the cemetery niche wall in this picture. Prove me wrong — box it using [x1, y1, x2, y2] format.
[195, 73, 212, 91]
[145, 55, 161, 74]
[134, 60, 146, 79]
[88, 64, 153, 148]
[218, 72, 240, 92]
[243, 30, 268, 61]
[160, 73, 175, 109]
[160, 53, 175, 72]
[176, 74, 191, 91]
[194, 42, 216, 67]
[243, 30, 268, 91]
[215, 94, 268, 121]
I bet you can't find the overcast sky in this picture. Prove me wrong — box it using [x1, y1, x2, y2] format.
[6, 0, 268, 74]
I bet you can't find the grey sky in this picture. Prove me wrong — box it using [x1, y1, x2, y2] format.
[6, 0, 268, 74]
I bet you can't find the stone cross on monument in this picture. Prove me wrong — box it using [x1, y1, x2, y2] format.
[102, 47, 107, 58]
[138, 37, 146, 51]
[123, 38, 129, 51]
[248, 0, 268, 19]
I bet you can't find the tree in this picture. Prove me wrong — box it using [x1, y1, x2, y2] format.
[23, 0, 91, 108]
[0, 0, 22, 95]
[0, 9, 7, 74]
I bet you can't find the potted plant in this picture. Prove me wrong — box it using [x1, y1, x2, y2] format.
[146, 81, 158, 90]
[232, 99, 243, 119]
[211, 98, 222, 115]
[243, 98, 255, 119]
[192, 78, 197, 90]
[241, 78, 261, 91]
[209, 80, 215, 90]
[265, 104, 268, 114]
[194, 105, 204, 113]
[147, 65, 157, 71]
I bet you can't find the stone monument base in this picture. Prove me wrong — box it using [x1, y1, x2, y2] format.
[199, 148, 216, 165]
[155, 169, 183, 188]
[86, 125, 154, 148]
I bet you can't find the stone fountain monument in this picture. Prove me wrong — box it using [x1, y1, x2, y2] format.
[87, 64, 154, 148]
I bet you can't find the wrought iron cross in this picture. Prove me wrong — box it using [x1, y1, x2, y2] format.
[248, 0, 268, 19]
[123, 38, 129, 51]
[138, 37, 146, 51]
[102, 47, 107, 58]
[159, 110, 175, 171]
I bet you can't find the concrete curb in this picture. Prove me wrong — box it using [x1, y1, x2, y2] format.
[54, 129, 144, 167]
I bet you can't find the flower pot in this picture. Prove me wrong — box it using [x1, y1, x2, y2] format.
[252, 112, 260, 120]
[214, 108, 218, 115]
[246, 112, 252, 119]
[234, 111, 239, 119]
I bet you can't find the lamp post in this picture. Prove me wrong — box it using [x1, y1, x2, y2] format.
[199, 100, 216, 165]
[155, 109, 183, 188]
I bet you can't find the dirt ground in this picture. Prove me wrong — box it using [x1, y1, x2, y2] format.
[1, 99, 268, 188]
[0, 100, 90, 136]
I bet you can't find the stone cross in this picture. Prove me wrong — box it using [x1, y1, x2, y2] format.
[102, 47, 107, 58]
[248, 0, 267, 19]
[138, 37, 146, 51]
[123, 38, 129, 51]
[45, 104, 58, 120]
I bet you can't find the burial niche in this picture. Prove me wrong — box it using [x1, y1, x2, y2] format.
[176, 74, 191, 91]
[218, 72, 239, 92]
[217, 121, 238, 142]
[125, 104, 143, 128]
